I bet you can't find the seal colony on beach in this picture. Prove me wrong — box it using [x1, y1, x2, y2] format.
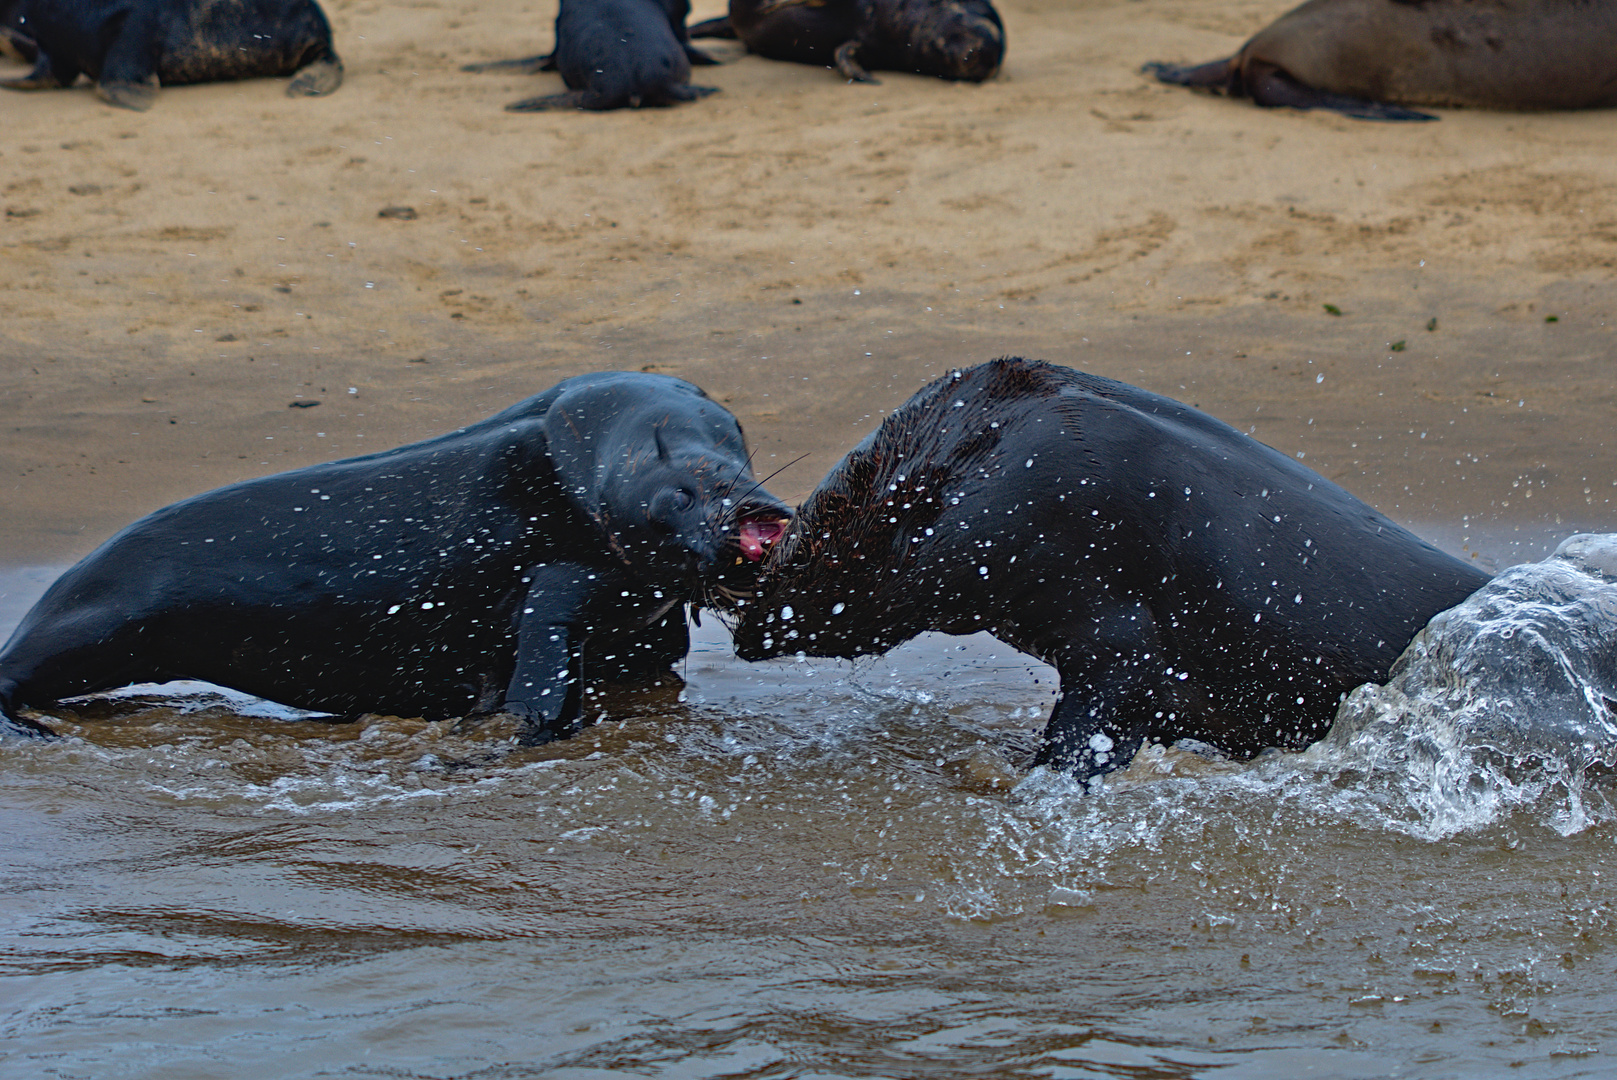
[0, 372, 790, 742]
[1146, 0, 1617, 121]
[0, 0, 342, 109]
[689, 0, 1004, 83]
[733, 358, 1491, 783]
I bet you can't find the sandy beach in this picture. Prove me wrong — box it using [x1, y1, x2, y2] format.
[3, 0, 1615, 565]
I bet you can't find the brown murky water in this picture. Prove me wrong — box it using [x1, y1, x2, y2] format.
[4, 524, 1617, 1079]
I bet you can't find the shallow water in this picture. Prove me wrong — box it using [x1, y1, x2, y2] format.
[6, 533, 1617, 1079]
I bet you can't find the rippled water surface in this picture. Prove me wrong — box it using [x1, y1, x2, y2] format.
[5, 545, 1617, 1079]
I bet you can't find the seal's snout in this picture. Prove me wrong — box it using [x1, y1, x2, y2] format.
[944, 15, 1004, 81]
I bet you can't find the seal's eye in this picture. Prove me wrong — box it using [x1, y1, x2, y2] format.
[671, 489, 695, 511]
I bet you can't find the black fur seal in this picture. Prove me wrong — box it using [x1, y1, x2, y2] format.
[0, 372, 791, 742]
[463, 0, 718, 112]
[689, 0, 1003, 84]
[0, 0, 341, 110]
[1146, 0, 1617, 121]
[732, 358, 1490, 783]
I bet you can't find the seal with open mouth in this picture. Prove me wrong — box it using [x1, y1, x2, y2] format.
[733, 358, 1489, 783]
[0, 372, 790, 743]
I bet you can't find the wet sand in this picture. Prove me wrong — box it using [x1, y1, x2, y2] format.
[3, 0, 1615, 568]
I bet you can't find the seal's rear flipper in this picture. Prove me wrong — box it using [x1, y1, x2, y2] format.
[1150, 57, 1436, 121]
[1244, 62, 1435, 120]
[464, 52, 557, 74]
[1143, 58, 1238, 93]
[505, 90, 587, 111]
[669, 84, 720, 101]
[687, 15, 737, 39]
[288, 55, 343, 96]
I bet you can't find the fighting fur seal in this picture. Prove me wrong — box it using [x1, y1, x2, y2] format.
[0, 372, 790, 742]
[0, 0, 341, 110]
[1146, 0, 1617, 121]
[464, 0, 718, 111]
[689, 0, 1003, 84]
[733, 358, 1490, 783]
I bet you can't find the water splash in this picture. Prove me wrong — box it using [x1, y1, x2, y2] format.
[1314, 533, 1617, 839]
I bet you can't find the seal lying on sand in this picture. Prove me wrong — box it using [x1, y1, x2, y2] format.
[0, 0, 341, 110]
[0, 372, 791, 743]
[689, 0, 1003, 84]
[1146, 0, 1617, 121]
[464, 0, 718, 111]
[733, 358, 1489, 783]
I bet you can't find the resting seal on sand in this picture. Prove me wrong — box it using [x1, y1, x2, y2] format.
[1145, 0, 1617, 121]
[464, 0, 718, 111]
[0, 373, 790, 743]
[732, 358, 1490, 783]
[689, 0, 1004, 84]
[0, 0, 341, 110]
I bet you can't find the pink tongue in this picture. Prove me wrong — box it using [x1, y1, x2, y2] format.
[739, 518, 788, 562]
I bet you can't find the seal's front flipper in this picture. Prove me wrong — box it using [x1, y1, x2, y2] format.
[833, 40, 878, 84]
[1034, 669, 1154, 787]
[96, 10, 162, 109]
[1033, 603, 1165, 786]
[501, 565, 599, 742]
[1143, 58, 1237, 93]
[505, 90, 586, 111]
[463, 52, 556, 73]
[97, 75, 158, 110]
[1, 51, 78, 90]
[1243, 61, 1435, 121]
[288, 54, 343, 96]
[591, 606, 690, 684]
[684, 44, 721, 65]
[686, 16, 736, 39]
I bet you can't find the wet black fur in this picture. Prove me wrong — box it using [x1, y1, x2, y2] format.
[735, 358, 1490, 783]
[0, 373, 789, 743]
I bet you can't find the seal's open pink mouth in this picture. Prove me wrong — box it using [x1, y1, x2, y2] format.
[738, 517, 790, 562]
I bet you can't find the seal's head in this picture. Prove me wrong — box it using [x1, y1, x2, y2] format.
[538, 372, 791, 600]
[897, 0, 1005, 82]
[734, 358, 1060, 660]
